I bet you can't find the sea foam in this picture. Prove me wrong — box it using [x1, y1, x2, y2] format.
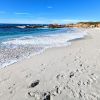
[2, 28, 87, 47]
[0, 28, 87, 68]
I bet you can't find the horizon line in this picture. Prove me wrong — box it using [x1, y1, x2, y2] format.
[0, 21, 100, 25]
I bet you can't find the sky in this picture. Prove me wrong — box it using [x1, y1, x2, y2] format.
[0, 0, 100, 24]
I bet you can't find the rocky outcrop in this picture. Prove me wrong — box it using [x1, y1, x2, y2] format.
[97, 24, 100, 28]
[48, 24, 65, 28]
[66, 22, 100, 28]
[1, 22, 100, 29]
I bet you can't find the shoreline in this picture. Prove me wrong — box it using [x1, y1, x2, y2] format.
[1, 37, 86, 69]
[0, 28, 100, 100]
[0, 28, 87, 69]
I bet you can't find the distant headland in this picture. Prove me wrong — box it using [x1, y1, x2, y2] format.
[0, 22, 100, 28]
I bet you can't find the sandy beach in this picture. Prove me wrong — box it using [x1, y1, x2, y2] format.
[0, 28, 100, 100]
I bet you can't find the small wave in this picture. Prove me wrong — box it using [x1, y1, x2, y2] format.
[0, 60, 17, 68]
[2, 29, 87, 47]
[0, 28, 87, 68]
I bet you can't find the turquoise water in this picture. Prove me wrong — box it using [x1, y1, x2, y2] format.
[0, 27, 60, 41]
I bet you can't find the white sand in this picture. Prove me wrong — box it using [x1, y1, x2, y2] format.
[0, 28, 100, 100]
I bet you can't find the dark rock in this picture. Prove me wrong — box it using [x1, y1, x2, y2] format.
[54, 86, 61, 94]
[43, 92, 50, 100]
[48, 24, 65, 28]
[29, 80, 40, 88]
[69, 72, 74, 78]
[28, 91, 35, 97]
[80, 64, 82, 67]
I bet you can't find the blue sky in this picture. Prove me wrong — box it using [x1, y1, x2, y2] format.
[0, 0, 100, 24]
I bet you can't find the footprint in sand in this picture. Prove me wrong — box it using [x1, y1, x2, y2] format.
[8, 83, 16, 94]
[25, 73, 32, 78]
[28, 91, 51, 100]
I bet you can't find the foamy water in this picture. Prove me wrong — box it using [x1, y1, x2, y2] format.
[0, 27, 87, 68]
[2, 28, 87, 46]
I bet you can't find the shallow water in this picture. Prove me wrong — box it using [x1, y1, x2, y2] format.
[0, 24, 87, 68]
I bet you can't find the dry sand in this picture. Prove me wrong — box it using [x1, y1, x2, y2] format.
[0, 28, 100, 100]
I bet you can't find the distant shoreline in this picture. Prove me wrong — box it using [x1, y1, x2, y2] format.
[0, 22, 100, 29]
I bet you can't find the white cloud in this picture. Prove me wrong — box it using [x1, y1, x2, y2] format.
[15, 12, 29, 15]
[47, 6, 53, 9]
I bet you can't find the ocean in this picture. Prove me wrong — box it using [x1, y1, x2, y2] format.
[0, 24, 87, 68]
